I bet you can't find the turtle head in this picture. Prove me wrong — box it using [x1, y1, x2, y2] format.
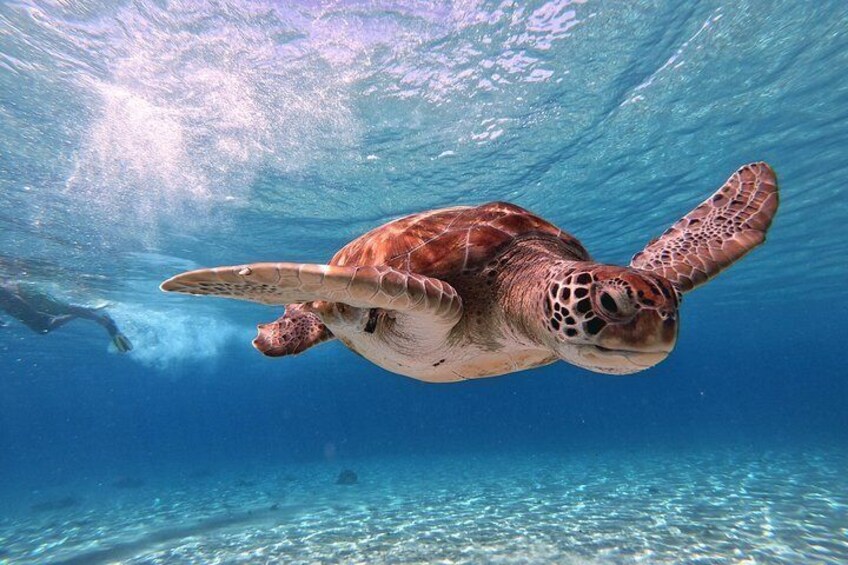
[542, 264, 680, 374]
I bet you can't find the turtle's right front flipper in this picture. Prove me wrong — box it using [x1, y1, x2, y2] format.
[630, 162, 778, 292]
[160, 262, 464, 338]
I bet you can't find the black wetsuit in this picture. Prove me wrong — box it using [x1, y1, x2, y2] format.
[0, 281, 131, 351]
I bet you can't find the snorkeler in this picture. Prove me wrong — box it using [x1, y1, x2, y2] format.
[0, 279, 132, 353]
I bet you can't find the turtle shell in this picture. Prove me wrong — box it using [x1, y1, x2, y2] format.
[330, 201, 589, 278]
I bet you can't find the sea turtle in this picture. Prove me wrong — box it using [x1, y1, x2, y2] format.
[161, 162, 778, 382]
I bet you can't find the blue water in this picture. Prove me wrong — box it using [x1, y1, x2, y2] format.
[1, 1, 847, 563]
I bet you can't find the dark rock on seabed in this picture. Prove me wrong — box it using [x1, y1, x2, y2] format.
[112, 477, 145, 489]
[336, 470, 358, 485]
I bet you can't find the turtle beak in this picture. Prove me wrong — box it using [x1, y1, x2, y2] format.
[576, 345, 672, 375]
[569, 306, 677, 375]
[596, 309, 678, 358]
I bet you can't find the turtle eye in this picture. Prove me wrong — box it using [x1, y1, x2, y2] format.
[591, 286, 636, 322]
[599, 292, 619, 314]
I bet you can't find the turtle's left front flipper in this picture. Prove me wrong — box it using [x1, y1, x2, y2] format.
[630, 162, 778, 293]
[160, 262, 463, 337]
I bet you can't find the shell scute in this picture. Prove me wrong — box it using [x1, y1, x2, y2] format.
[330, 202, 588, 277]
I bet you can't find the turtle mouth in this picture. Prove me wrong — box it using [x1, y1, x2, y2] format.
[592, 344, 672, 355]
[578, 344, 671, 372]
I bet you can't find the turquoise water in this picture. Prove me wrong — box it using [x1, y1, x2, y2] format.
[1, 1, 847, 563]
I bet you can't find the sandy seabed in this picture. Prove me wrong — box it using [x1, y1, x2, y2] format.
[1, 445, 846, 564]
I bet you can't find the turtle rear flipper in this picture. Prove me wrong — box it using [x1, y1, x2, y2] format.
[630, 162, 778, 292]
[160, 262, 464, 346]
[254, 304, 333, 357]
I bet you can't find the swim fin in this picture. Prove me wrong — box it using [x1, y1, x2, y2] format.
[112, 333, 133, 353]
